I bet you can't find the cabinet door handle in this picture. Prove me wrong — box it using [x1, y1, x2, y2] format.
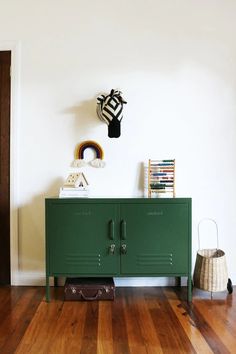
[109, 220, 115, 240]
[121, 220, 127, 240]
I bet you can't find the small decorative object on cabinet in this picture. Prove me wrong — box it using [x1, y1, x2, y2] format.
[96, 89, 127, 138]
[45, 197, 192, 302]
[148, 159, 175, 198]
[59, 172, 89, 198]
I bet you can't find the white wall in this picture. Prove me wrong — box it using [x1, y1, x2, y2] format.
[1, 0, 236, 286]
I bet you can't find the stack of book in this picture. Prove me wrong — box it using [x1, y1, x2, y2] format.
[59, 186, 89, 198]
[148, 159, 175, 198]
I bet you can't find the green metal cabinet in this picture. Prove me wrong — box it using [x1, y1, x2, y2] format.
[45, 198, 192, 302]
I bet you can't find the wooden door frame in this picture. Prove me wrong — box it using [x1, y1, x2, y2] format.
[0, 41, 20, 285]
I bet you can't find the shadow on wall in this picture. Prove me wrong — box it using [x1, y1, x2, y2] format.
[133, 162, 146, 197]
[62, 96, 103, 138]
[18, 178, 64, 282]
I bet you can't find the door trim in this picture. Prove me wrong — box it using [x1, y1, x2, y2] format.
[0, 41, 21, 285]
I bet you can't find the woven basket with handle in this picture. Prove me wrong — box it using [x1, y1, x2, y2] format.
[193, 218, 228, 292]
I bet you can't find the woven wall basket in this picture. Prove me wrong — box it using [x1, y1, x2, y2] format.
[193, 219, 228, 292]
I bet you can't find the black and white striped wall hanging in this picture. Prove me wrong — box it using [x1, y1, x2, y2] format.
[96, 89, 127, 138]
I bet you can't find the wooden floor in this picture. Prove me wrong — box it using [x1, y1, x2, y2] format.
[0, 286, 235, 354]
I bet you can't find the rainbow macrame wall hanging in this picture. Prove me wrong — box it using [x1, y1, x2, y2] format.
[73, 140, 105, 168]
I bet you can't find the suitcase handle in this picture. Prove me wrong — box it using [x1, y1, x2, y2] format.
[79, 289, 102, 301]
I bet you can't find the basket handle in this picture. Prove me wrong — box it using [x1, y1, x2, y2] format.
[198, 218, 219, 250]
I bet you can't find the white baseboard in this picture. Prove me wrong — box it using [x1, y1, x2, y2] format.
[11, 272, 187, 287]
[12, 271, 235, 288]
[114, 277, 187, 286]
[12, 271, 46, 286]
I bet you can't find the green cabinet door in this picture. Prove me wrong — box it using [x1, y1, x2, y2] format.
[120, 203, 189, 275]
[46, 201, 119, 275]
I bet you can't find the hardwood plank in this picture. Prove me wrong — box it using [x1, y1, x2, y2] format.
[123, 288, 147, 354]
[97, 301, 113, 354]
[47, 300, 87, 354]
[149, 288, 196, 354]
[193, 298, 234, 353]
[188, 305, 230, 354]
[136, 288, 163, 354]
[0, 286, 25, 322]
[163, 288, 213, 354]
[209, 294, 236, 333]
[111, 288, 130, 354]
[175, 288, 231, 354]
[16, 296, 88, 354]
[0, 287, 43, 354]
[196, 292, 236, 337]
[15, 295, 65, 353]
[80, 301, 99, 354]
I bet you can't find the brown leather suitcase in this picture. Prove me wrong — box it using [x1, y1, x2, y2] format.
[64, 277, 115, 301]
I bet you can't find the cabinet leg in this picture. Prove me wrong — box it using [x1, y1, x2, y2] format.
[46, 276, 50, 302]
[54, 277, 58, 287]
[176, 276, 181, 286]
[187, 277, 192, 302]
